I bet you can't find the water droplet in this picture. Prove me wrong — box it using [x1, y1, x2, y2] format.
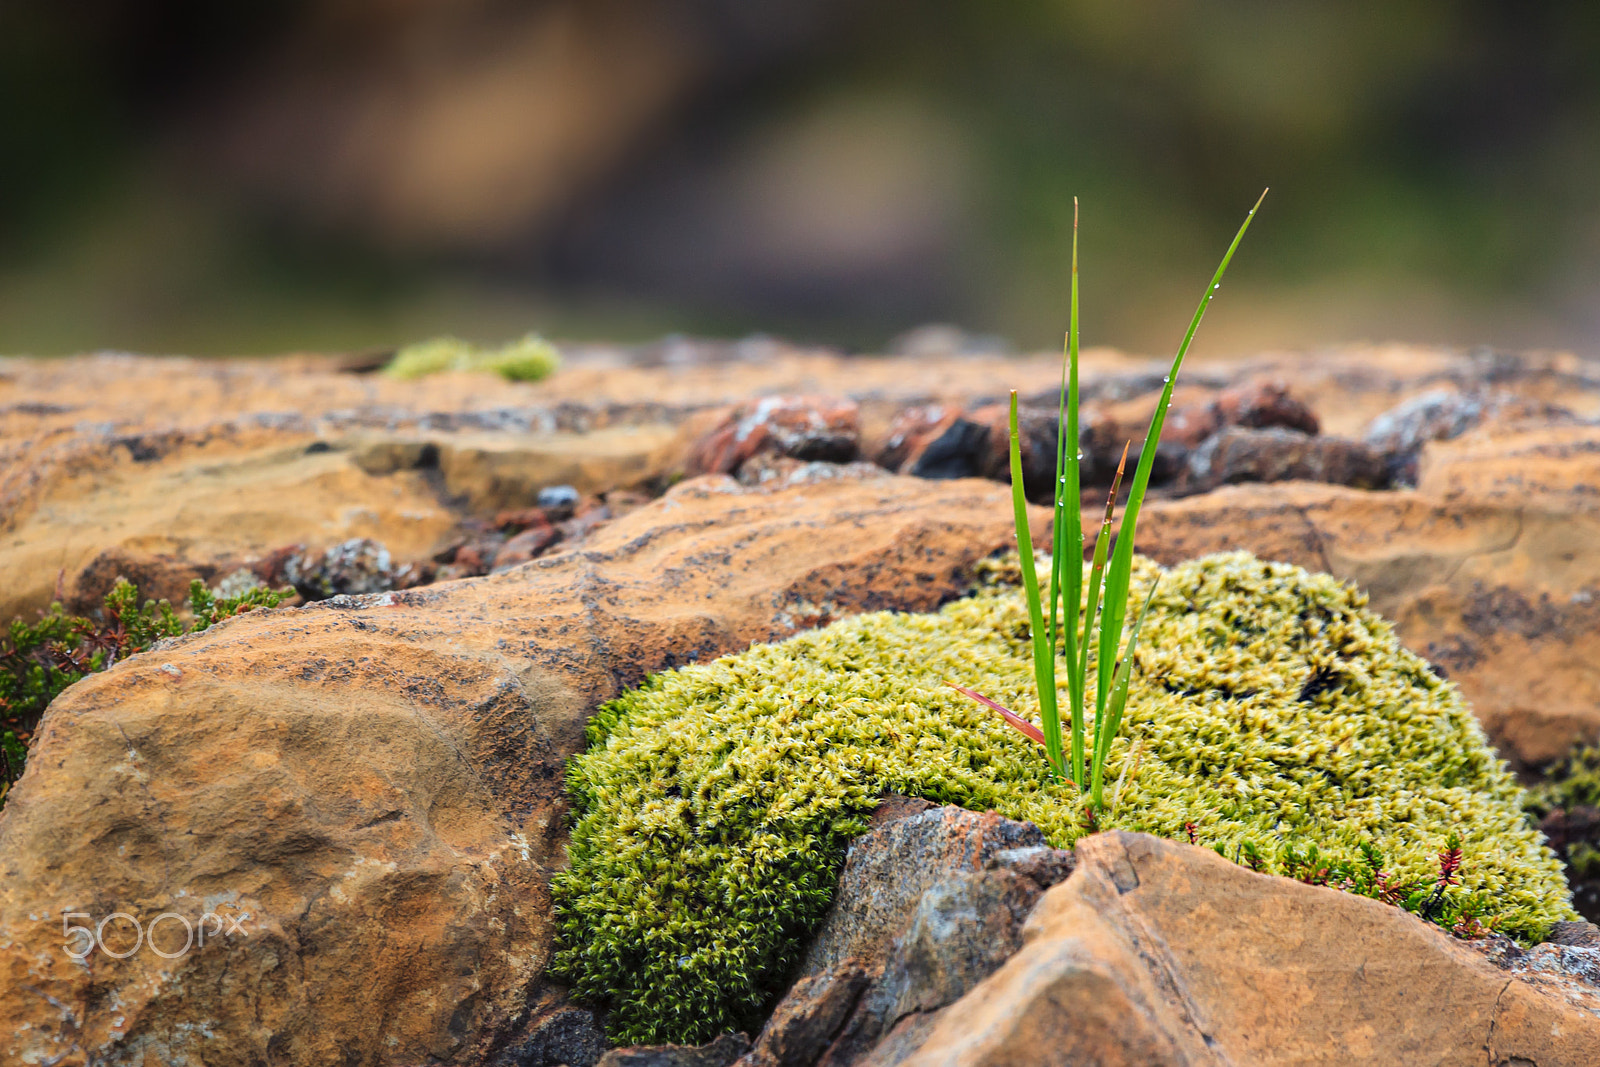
[1213, 283, 1221, 290]
[1162, 375, 1170, 384]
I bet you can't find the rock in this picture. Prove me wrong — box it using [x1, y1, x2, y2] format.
[283, 537, 406, 600]
[1213, 379, 1321, 435]
[685, 397, 860, 476]
[0, 475, 1039, 1067]
[1537, 806, 1600, 918]
[743, 807, 1074, 1067]
[897, 405, 1074, 499]
[1362, 387, 1578, 485]
[873, 405, 962, 473]
[1161, 379, 1319, 451]
[1183, 426, 1389, 494]
[600, 1033, 752, 1067]
[736, 455, 892, 489]
[536, 484, 582, 521]
[494, 523, 562, 569]
[876, 832, 1600, 1066]
[1546, 920, 1600, 949]
[489, 989, 607, 1067]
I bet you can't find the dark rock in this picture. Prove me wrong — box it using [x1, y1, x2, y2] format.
[490, 991, 607, 1067]
[599, 1033, 752, 1067]
[1539, 806, 1600, 921]
[743, 807, 1074, 1067]
[875, 405, 963, 473]
[905, 417, 989, 481]
[537, 484, 582, 521]
[1214, 380, 1320, 436]
[1184, 427, 1388, 495]
[1548, 921, 1600, 949]
[686, 396, 860, 476]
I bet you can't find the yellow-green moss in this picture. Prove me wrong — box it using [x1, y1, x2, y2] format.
[553, 552, 1574, 1045]
[383, 332, 560, 381]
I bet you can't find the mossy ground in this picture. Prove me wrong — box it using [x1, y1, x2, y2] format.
[553, 552, 1574, 1045]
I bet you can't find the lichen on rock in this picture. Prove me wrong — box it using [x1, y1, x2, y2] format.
[552, 551, 1574, 1045]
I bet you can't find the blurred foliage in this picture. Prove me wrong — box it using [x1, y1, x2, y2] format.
[384, 333, 561, 381]
[1, 0, 1597, 354]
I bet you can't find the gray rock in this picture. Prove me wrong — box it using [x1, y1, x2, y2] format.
[1184, 427, 1388, 495]
[740, 806, 1074, 1067]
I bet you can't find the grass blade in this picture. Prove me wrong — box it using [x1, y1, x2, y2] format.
[1057, 198, 1085, 788]
[1077, 442, 1127, 693]
[949, 684, 1056, 758]
[1091, 578, 1160, 806]
[1094, 189, 1268, 737]
[1008, 392, 1064, 777]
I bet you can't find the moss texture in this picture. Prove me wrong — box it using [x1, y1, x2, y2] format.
[553, 552, 1574, 1045]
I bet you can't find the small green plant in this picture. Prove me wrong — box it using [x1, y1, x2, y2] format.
[0, 577, 291, 806]
[954, 191, 1267, 809]
[383, 332, 561, 382]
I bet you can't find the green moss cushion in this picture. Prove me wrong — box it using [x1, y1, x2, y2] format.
[552, 552, 1574, 1045]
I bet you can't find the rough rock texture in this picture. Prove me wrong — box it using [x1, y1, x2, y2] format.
[742, 807, 1074, 1067]
[685, 396, 861, 476]
[878, 832, 1600, 1067]
[1182, 426, 1388, 494]
[0, 476, 1036, 1067]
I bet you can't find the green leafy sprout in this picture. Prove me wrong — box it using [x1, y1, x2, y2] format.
[955, 190, 1268, 809]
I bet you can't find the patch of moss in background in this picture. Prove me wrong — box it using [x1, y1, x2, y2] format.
[382, 333, 560, 381]
[553, 552, 1574, 1045]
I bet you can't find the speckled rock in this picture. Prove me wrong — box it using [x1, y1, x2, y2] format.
[742, 806, 1074, 1067]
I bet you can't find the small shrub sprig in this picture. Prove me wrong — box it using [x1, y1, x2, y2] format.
[0, 578, 290, 806]
[1248, 832, 1497, 938]
[955, 190, 1267, 809]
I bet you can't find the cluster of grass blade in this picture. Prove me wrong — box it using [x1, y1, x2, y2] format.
[955, 190, 1267, 810]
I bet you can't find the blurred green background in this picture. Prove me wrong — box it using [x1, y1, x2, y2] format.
[3, 0, 1598, 357]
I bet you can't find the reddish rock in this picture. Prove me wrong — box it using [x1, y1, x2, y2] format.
[1214, 379, 1321, 434]
[493, 524, 562, 569]
[685, 396, 860, 476]
[875, 405, 964, 473]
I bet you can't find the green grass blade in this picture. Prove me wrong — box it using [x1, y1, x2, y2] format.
[1091, 578, 1160, 807]
[1059, 198, 1085, 789]
[1094, 189, 1267, 733]
[1008, 392, 1064, 777]
[1077, 442, 1126, 697]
